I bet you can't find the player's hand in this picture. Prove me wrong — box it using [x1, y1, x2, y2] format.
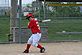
[38, 20, 42, 23]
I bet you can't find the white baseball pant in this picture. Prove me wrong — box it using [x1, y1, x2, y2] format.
[27, 33, 41, 47]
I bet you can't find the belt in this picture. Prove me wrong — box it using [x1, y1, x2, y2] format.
[33, 32, 41, 34]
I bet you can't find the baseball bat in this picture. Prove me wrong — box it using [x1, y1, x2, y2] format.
[42, 19, 51, 22]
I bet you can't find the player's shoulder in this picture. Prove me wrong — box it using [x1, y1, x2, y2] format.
[33, 18, 38, 22]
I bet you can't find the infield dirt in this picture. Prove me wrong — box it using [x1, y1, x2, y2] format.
[0, 42, 82, 55]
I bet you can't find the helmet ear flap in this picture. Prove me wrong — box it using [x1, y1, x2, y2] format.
[26, 16, 31, 21]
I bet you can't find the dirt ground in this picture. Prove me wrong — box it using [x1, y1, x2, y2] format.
[0, 42, 82, 55]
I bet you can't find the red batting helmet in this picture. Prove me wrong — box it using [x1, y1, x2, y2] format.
[26, 13, 34, 18]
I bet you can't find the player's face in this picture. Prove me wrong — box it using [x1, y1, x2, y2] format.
[29, 18, 33, 21]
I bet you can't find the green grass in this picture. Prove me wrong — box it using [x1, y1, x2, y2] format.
[0, 17, 10, 42]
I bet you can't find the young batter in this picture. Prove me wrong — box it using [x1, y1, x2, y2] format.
[23, 13, 45, 53]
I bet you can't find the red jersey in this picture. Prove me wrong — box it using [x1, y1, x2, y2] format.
[27, 18, 41, 34]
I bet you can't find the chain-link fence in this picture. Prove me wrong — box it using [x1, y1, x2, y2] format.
[0, 0, 10, 43]
[0, 16, 10, 43]
[43, 2, 82, 42]
[1, 1, 82, 43]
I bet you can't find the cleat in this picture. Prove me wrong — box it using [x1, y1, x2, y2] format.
[23, 50, 29, 53]
[40, 47, 45, 53]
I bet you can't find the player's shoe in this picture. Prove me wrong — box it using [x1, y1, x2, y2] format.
[23, 50, 29, 53]
[40, 47, 45, 53]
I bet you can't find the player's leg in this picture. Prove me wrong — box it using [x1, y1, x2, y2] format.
[36, 33, 45, 53]
[23, 35, 33, 53]
[32, 33, 45, 53]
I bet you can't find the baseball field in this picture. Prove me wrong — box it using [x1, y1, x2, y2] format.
[0, 1, 82, 55]
[0, 42, 82, 55]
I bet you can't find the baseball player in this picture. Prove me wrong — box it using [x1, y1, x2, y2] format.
[23, 13, 45, 53]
